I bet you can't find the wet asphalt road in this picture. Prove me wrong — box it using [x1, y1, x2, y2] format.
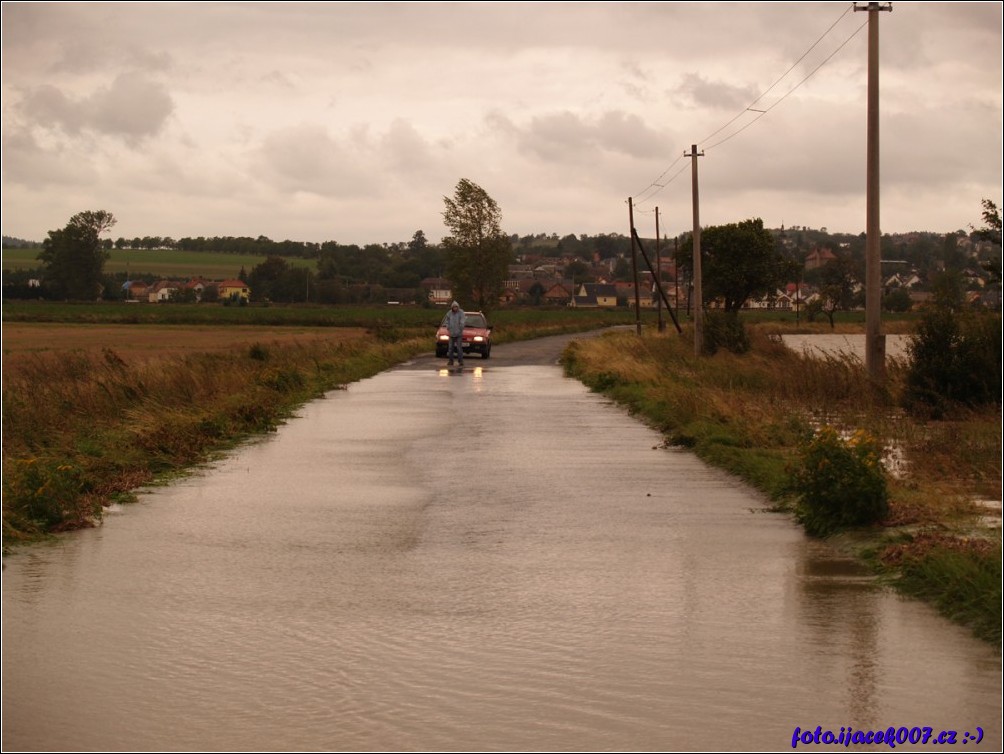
[2, 329, 1000, 751]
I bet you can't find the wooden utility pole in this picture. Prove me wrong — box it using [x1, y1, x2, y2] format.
[856, 1, 892, 382]
[674, 236, 680, 324]
[687, 144, 704, 356]
[629, 197, 642, 335]
[656, 207, 665, 332]
[631, 229, 683, 334]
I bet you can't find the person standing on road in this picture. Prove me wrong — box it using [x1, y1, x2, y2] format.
[445, 300, 466, 366]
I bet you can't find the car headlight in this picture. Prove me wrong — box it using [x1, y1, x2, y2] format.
[438, 335, 449, 341]
[473, 336, 483, 342]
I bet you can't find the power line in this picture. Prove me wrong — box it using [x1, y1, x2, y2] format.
[633, 159, 690, 206]
[633, 3, 865, 207]
[705, 16, 868, 152]
[697, 4, 854, 147]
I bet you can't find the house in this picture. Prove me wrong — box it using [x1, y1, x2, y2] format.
[148, 280, 180, 303]
[745, 290, 795, 310]
[184, 279, 207, 301]
[218, 279, 251, 302]
[499, 287, 520, 306]
[420, 277, 452, 305]
[122, 280, 150, 301]
[884, 272, 922, 290]
[804, 247, 838, 270]
[542, 281, 574, 306]
[578, 283, 618, 308]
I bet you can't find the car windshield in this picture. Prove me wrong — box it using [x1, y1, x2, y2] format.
[440, 313, 487, 328]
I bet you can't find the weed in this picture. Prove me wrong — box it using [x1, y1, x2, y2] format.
[790, 427, 889, 537]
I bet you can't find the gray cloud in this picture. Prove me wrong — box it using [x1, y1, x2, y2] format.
[675, 73, 760, 112]
[380, 119, 436, 176]
[513, 111, 671, 163]
[254, 123, 379, 197]
[19, 72, 174, 145]
[1, 2, 1000, 244]
[1, 128, 98, 189]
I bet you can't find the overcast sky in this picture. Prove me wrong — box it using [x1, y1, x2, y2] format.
[2, 2, 1001, 247]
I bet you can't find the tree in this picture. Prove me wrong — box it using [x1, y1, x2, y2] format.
[972, 198, 1002, 246]
[408, 230, 428, 255]
[676, 217, 792, 313]
[806, 255, 862, 329]
[442, 178, 512, 311]
[38, 210, 116, 300]
[971, 199, 1002, 297]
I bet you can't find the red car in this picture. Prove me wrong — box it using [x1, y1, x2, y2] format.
[435, 310, 493, 359]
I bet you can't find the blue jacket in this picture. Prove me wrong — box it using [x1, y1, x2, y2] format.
[445, 303, 466, 336]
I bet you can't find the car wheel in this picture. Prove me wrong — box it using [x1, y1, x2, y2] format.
[482, 343, 491, 359]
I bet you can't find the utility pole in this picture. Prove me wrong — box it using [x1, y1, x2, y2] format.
[686, 144, 704, 356]
[656, 207, 665, 333]
[856, 1, 892, 382]
[629, 197, 642, 335]
[674, 236, 680, 324]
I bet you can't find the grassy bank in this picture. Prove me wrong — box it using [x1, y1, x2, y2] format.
[1, 304, 637, 547]
[561, 324, 1001, 644]
[2, 336, 428, 545]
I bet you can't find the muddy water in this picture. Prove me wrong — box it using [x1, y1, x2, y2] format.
[781, 333, 912, 361]
[2, 358, 1000, 751]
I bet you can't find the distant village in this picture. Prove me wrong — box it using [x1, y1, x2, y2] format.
[3, 226, 1000, 311]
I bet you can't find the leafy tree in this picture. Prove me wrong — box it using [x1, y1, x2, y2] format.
[612, 257, 632, 281]
[883, 287, 913, 313]
[442, 178, 512, 312]
[972, 198, 1002, 246]
[527, 282, 546, 305]
[565, 259, 591, 282]
[904, 307, 1002, 416]
[813, 255, 862, 329]
[247, 255, 315, 302]
[972, 199, 1002, 295]
[676, 218, 791, 313]
[930, 269, 966, 312]
[38, 210, 116, 299]
[408, 230, 428, 254]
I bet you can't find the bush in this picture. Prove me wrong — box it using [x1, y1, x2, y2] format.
[904, 308, 1002, 415]
[702, 310, 750, 355]
[790, 426, 889, 537]
[2, 458, 98, 535]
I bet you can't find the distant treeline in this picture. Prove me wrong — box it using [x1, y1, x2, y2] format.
[2, 236, 42, 249]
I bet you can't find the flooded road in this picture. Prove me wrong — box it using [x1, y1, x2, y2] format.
[3, 335, 1000, 751]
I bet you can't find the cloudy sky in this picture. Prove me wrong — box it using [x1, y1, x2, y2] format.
[2, 2, 1001, 246]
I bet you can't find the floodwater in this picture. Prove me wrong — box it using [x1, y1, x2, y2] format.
[781, 333, 911, 361]
[2, 341, 1000, 751]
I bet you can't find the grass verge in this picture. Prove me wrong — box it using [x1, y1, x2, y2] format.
[561, 324, 1002, 645]
[2, 336, 427, 547]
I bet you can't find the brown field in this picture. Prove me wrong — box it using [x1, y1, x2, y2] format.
[1, 323, 368, 372]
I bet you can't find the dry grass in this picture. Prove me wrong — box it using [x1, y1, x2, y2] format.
[2, 322, 367, 371]
[564, 323, 1000, 525]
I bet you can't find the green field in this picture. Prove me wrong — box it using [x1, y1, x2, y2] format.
[0, 300, 639, 334]
[1, 247, 316, 279]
